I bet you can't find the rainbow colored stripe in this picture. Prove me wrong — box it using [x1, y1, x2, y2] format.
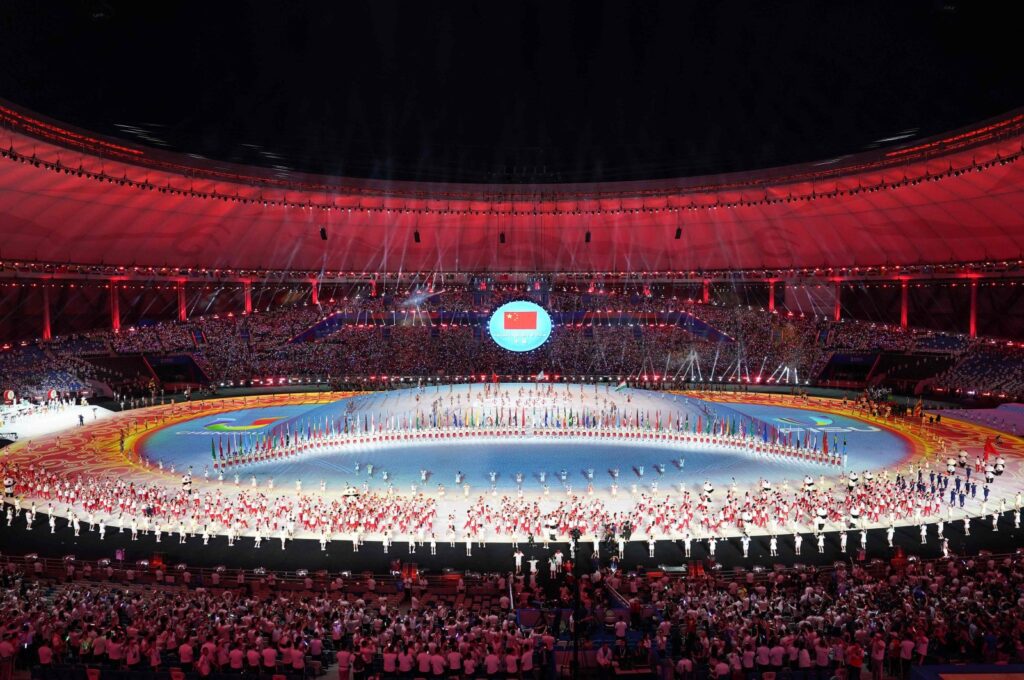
[205, 417, 282, 432]
[775, 415, 833, 427]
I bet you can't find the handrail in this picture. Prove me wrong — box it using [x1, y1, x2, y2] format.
[640, 549, 1024, 586]
[0, 552, 503, 590]
[5, 549, 1017, 601]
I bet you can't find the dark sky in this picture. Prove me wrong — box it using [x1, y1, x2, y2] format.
[0, 0, 1020, 183]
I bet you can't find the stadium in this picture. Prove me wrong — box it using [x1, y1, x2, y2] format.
[1, 2, 1024, 679]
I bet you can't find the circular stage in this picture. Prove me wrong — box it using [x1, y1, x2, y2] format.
[135, 384, 911, 492]
[1, 385, 1021, 552]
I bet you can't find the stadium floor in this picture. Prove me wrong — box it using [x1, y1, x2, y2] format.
[1, 386, 1022, 546]
[133, 384, 912, 491]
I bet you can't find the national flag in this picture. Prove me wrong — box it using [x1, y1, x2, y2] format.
[615, 380, 627, 392]
[983, 436, 998, 461]
[503, 311, 537, 330]
[536, 370, 546, 381]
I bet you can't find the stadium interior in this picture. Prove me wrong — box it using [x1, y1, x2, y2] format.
[1, 2, 1024, 680]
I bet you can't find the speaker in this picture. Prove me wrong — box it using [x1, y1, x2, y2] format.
[413, 231, 421, 243]
[674, 227, 682, 240]
[499, 232, 505, 244]
[585, 231, 591, 243]
[319, 227, 327, 241]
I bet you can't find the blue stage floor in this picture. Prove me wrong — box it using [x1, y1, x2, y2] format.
[138, 385, 911, 491]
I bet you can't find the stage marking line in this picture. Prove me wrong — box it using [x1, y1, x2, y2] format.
[670, 391, 926, 464]
[0, 392, 358, 485]
[673, 391, 1024, 468]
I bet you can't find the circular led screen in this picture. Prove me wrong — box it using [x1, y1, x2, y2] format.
[488, 300, 553, 352]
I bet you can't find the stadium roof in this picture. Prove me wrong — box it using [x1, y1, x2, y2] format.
[0, 103, 1023, 274]
[1, 1, 1021, 185]
[1, 1, 1023, 275]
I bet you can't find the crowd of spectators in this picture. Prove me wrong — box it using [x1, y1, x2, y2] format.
[189, 317, 825, 386]
[0, 348, 97, 401]
[932, 342, 1024, 398]
[2, 290, 1024, 402]
[0, 568, 548, 679]
[3, 541, 1024, 680]
[633, 550, 1024, 673]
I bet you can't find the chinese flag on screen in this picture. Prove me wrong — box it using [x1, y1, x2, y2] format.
[504, 311, 537, 330]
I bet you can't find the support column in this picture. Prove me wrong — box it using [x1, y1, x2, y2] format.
[41, 285, 52, 341]
[833, 281, 841, 322]
[702, 279, 710, 304]
[177, 283, 187, 322]
[900, 279, 909, 329]
[311, 280, 319, 305]
[110, 282, 121, 332]
[243, 281, 253, 314]
[767, 279, 776, 312]
[969, 280, 978, 338]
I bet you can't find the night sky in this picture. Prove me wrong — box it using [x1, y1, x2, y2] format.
[0, 0, 1020, 183]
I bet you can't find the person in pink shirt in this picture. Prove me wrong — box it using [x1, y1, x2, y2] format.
[915, 632, 929, 665]
[36, 643, 52, 667]
[261, 645, 278, 671]
[200, 636, 216, 667]
[382, 644, 399, 675]
[676, 656, 694, 680]
[446, 646, 462, 675]
[398, 646, 415, 675]
[815, 639, 830, 675]
[0, 636, 13, 680]
[899, 635, 915, 675]
[463, 653, 478, 677]
[92, 634, 107, 663]
[504, 648, 519, 676]
[754, 642, 769, 671]
[769, 642, 786, 671]
[483, 648, 500, 676]
[178, 641, 195, 671]
[336, 646, 354, 679]
[145, 637, 161, 671]
[246, 646, 261, 673]
[125, 639, 141, 670]
[870, 635, 886, 680]
[196, 647, 213, 678]
[106, 636, 123, 666]
[521, 645, 535, 677]
[429, 650, 446, 676]
[417, 646, 432, 674]
[215, 642, 229, 671]
[228, 644, 244, 671]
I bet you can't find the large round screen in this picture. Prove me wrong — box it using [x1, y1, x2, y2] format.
[488, 300, 553, 352]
